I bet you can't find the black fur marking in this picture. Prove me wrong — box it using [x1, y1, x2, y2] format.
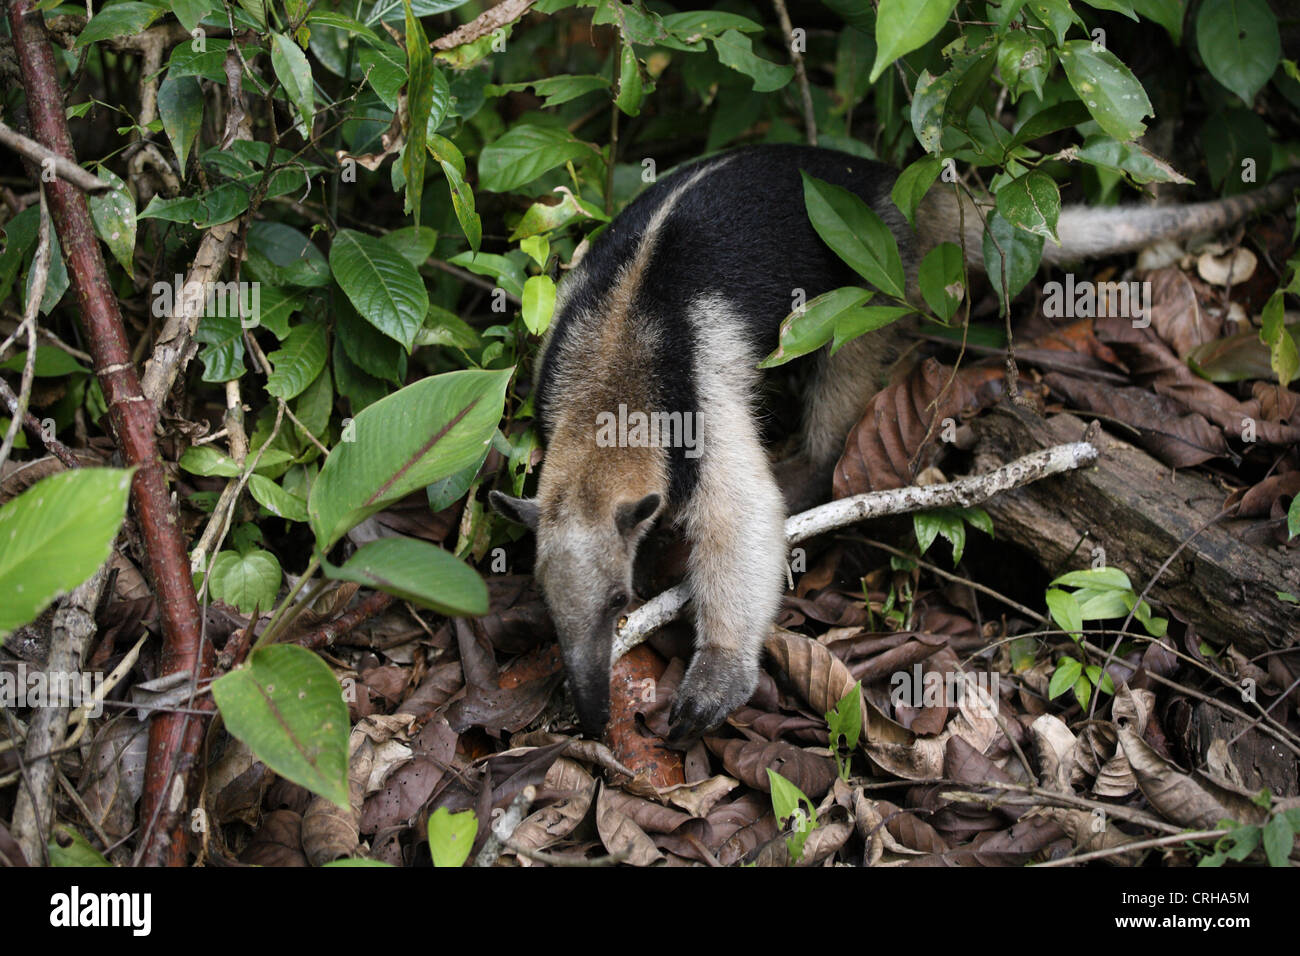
[534, 144, 907, 505]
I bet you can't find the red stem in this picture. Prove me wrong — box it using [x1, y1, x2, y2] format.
[7, 0, 213, 866]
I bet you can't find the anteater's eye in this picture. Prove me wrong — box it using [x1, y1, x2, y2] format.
[609, 592, 628, 611]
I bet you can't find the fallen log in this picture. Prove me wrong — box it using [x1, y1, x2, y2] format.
[970, 404, 1300, 657]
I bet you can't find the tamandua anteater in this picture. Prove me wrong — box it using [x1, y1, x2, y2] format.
[490, 143, 1298, 742]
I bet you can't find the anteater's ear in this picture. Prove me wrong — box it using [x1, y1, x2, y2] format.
[615, 493, 661, 537]
[489, 490, 539, 531]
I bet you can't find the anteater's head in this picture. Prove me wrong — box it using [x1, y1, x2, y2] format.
[489, 463, 663, 737]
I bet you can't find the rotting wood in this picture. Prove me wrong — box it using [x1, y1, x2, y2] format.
[970, 404, 1300, 658]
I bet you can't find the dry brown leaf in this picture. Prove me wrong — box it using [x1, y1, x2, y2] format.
[832, 358, 1003, 496]
[1029, 714, 1079, 793]
[596, 782, 664, 866]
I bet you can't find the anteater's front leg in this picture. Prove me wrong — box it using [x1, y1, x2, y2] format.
[667, 308, 788, 741]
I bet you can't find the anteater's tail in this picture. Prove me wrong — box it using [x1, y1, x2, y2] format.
[916, 172, 1300, 269]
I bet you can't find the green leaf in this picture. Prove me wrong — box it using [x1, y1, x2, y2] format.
[207, 548, 282, 614]
[1073, 673, 1092, 709]
[825, 681, 862, 751]
[1025, 0, 1084, 46]
[74, 2, 163, 48]
[248, 474, 310, 522]
[384, 225, 439, 269]
[440, 159, 482, 252]
[1262, 813, 1294, 865]
[981, 210, 1044, 311]
[831, 305, 914, 353]
[1260, 292, 1298, 387]
[1007, 100, 1091, 153]
[48, 824, 112, 866]
[871, 0, 958, 83]
[1051, 567, 1133, 590]
[1132, 0, 1184, 44]
[359, 41, 406, 110]
[759, 287, 870, 368]
[0, 346, 89, 378]
[615, 43, 645, 116]
[324, 537, 488, 616]
[1057, 40, 1153, 142]
[245, 221, 331, 288]
[997, 29, 1049, 100]
[1074, 135, 1192, 185]
[918, 242, 964, 322]
[402, 0, 433, 224]
[427, 807, 478, 867]
[211, 645, 349, 808]
[330, 228, 429, 351]
[890, 156, 941, 229]
[1048, 656, 1082, 699]
[338, 305, 407, 383]
[801, 173, 906, 300]
[308, 368, 510, 550]
[271, 33, 315, 137]
[711, 30, 793, 92]
[1287, 495, 1299, 540]
[487, 75, 611, 108]
[996, 170, 1061, 243]
[157, 73, 203, 170]
[0, 468, 133, 639]
[1196, 0, 1280, 105]
[521, 275, 557, 336]
[180, 445, 242, 478]
[478, 124, 592, 193]
[193, 313, 247, 382]
[766, 769, 815, 863]
[266, 319, 328, 400]
[1045, 588, 1083, 635]
[88, 166, 136, 276]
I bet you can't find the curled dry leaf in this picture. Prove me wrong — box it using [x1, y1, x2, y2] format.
[1116, 726, 1264, 830]
[80, 718, 151, 839]
[1029, 714, 1079, 794]
[302, 795, 360, 866]
[1145, 267, 1216, 359]
[595, 782, 664, 867]
[240, 809, 308, 867]
[359, 715, 456, 834]
[833, 358, 1003, 496]
[764, 627, 864, 727]
[705, 737, 837, 800]
[508, 757, 596, 863]
[1033, 807, 1142, 865]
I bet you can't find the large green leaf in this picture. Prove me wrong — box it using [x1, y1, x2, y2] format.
[88, 167, 136, 276]
[478, 125, 593, 193]
[265, 319, 328, 400]
[323, 537, 488, 616]
[271, 33, 315, 137]
[74, 2, 163, 48]
[711, 30, 793, 92]
[308, 368, 511, 550]
[0, 468, 133, 639]
[157, 73, 203, 170]
[871, 0, 958, 82]
[982, 210, 1044, 311]
[801, 173, 906, 300]
[403, 0, 434, 224]
[211, 645, 349, 808]
[1195, 0, 1279, 105]
[1057, 40, 1153, 142]
[329, 228, 429, 351]
[427, 807, 478, 867]
[996, 170, 1061, 243]
[207, 548, 282, 614]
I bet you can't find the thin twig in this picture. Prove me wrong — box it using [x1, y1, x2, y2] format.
[0, 120, 110, 193]
[613, 441, 1097, 659]
[772, 0, 816, 145]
